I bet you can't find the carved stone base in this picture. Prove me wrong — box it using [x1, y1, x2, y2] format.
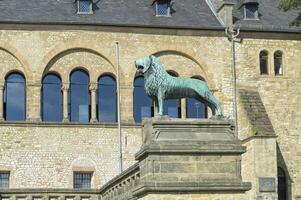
[135, 117, 251, 196]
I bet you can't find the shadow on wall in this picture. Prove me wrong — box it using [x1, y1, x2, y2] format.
[238, 88, 275, 136]
[277, 143, 292, 200]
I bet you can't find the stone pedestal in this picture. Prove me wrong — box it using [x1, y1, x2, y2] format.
[133, 117, 251, 198]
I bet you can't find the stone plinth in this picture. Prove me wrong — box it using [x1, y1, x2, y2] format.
[134, 117, 251, 197]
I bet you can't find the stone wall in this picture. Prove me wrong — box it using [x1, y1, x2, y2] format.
[242, 136, 278, 199]
[139, 194, 246, 200]
[0, 26, 232, 122]
[0, 24, 300, 198]
[236, 32, 301, 199]
[0, 124, 141, 189]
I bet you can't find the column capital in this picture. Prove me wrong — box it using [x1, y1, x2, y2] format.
[61, 83, 69, 91]
[89, 83, 98, 92]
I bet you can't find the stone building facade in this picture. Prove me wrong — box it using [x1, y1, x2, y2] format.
[0, 0, 300, 199]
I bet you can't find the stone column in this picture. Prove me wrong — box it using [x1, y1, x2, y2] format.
[62, 84, 69, 122]
[181, 98, 186, 119]
[90, 83, 98, 123]
[0, 85, 4, 121]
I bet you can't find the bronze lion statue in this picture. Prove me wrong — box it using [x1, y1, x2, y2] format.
[135, 55, 223, 117]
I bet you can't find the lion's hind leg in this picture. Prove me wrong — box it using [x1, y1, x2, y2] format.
[192, 80, 223, 117]
[205, 92, 223, 116]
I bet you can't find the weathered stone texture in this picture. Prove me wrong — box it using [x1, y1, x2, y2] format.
[0, 124, 141, 188]
[235, 34, 301, 198]
[139, 193, 246, 200]
[0, 26, 300, 199]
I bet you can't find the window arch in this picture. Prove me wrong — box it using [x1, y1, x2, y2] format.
[163, 71, 181, 118]
[259, 50, 269, 75]
[278, 167, 287, 200]
[274, 51, 283, 75]
[133, 76, 153, 123]
[4, 72, 26, 121]
[186, 76, 208, 119]
[97, 75, 117, 123]
[69, 69, 90, 123]
[41, 74, 62, 122]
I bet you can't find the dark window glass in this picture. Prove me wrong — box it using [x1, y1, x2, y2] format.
[78, 0, 92, 13]
[163, 99, 180, 117]
[0, 172, 9, 188]
[274, 51, 283, 75]
[69, 70, 90, 123]
[97, 75, 117, 123]
[186, 77, 207, 119]
[134, 77, 153, 123]
[186, 98, 207, 118]
[74, 172, 92, 189]
[163, 72, 180, 118]
[156, 0, 170, 16]
[278, 167, 287, 200]
[260, 51, 269, 75]
[4, 73, 26, 121]
[245, 4, 258, 19]
[42, 74, 62, 122]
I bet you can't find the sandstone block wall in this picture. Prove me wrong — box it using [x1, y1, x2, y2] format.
[0, 25, 300, 198]
[139, 194, 247, 200]
[0, 124, 142, 189]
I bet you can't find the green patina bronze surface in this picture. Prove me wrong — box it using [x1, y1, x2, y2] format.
[135, 55, 223, 116]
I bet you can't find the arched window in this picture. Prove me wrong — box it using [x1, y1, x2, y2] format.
[278, 167, 287, 200]
[69, 70, 90, 123]
[186, 76, 207, 119]
[274, 51, 283, 75]
[164, 71, 181, 118]
[97, 75, 117, 123]
[259, 51, 269, 75]
[41, 74, 62, 122]
[133, 76, 153, 123]
[4, 72, 26, 121]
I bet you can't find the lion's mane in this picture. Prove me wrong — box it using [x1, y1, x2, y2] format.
[144, 56, 171, 97]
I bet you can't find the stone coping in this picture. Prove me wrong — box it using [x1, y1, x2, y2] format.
[135, 142, 246, 160]
[99, 162, 139, 194]
[0, 118, 235, 128]
[132, 182, 252, 197]
[0, 188, 100, 194]
[143, 117, 234, 126]
[242, 134, 277, 143]
[0, 121, 141, 128]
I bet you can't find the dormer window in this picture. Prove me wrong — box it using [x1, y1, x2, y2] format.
[244, 3, 258, 20]
[78, 0, 93, 14]
[156, 0, 171, 16]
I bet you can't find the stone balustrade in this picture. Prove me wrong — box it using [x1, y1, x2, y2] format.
[99, 163, 140, 200]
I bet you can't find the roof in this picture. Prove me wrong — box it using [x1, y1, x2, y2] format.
[233, 0, 301, 32]
[0, 0, 222, 29]
[0, 0, 300, 33]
